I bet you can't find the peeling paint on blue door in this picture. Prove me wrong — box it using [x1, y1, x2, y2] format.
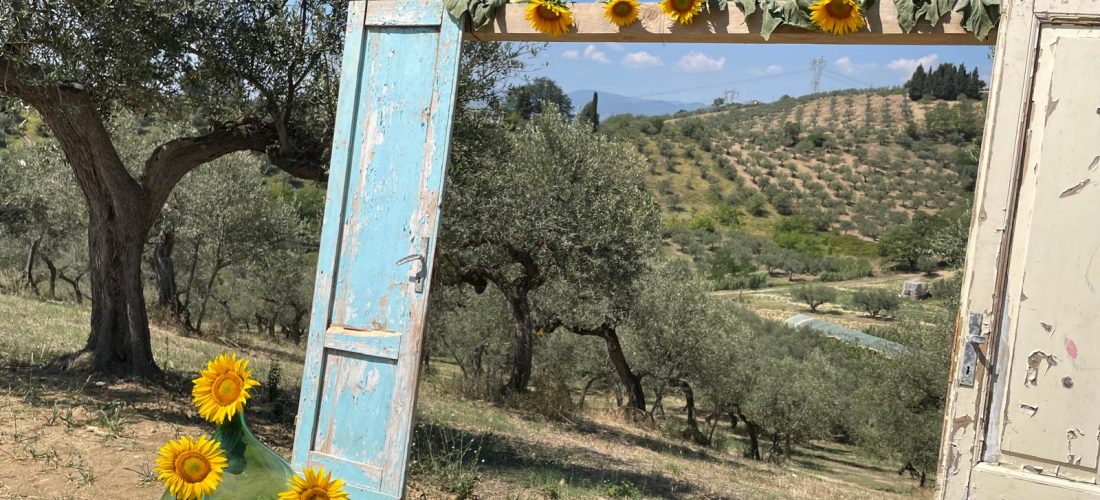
[291, 1, 463, 497]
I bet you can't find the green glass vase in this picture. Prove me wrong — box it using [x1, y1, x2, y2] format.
[162, 413, 293, 500]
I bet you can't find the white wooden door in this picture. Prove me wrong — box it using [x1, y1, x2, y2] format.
[939, 0, 1100, 497]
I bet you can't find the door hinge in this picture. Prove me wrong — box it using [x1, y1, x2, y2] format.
[958, 312, 986, 387]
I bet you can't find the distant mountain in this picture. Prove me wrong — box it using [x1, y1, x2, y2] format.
[568, 90, 707, 117]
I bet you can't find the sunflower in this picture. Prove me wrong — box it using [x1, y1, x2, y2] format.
[660, 0, 704, 25]
[278, 467, 349, 500]
[604, 0, 640, 27]
[192, 353, 260, 424]
[155, 435, 228, 500]
[809, 0, 866, 35]
[525, 0, 573, 37]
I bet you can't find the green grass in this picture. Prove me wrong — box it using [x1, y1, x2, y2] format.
[0, 293, 306, 395]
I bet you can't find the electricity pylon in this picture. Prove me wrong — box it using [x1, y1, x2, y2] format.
[810, 58, 826, 94]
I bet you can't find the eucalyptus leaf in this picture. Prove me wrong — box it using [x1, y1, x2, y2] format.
[470, 0, 510, 29]
[732, 0, 757, 16]
[445, 0, 508, 29]
[895, 0, 917, 32]
[956, 0, 998, 40]
[759, 2, 782, 40]
[776, 0, 813, 29]
[758, 0, 812, 40]
[443, 0, 471, 23]
[916, 0, 954, 26]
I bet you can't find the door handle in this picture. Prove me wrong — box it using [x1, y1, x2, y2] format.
[396, 237, 429, 293]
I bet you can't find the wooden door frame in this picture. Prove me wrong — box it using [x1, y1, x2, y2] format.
[301, 0, 1002, 496]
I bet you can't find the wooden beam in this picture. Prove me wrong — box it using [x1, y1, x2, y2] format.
[465, 2, 995, 45]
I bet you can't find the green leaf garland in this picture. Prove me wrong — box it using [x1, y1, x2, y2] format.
[443, 0, 997, 42]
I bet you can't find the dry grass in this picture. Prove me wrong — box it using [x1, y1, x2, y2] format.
[0, 293, 932, 499]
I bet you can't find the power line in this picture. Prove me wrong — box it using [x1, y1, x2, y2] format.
[822, 68, 874, 89]
[627, 69, 808, 99]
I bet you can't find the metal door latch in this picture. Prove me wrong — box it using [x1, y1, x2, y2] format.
[958, 312, 986, 387]
[396, 237, 430, 293]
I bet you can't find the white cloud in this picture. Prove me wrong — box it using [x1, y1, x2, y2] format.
[583, 45, 610, 63]
[605, 42, 626, 51]
[563, 45, 610, 63]
[834, 56, 876, 75]
[887, 54, 939, 79]
[751, 64, 783, 76]
[676, 51, 726, 73]
[622, 51, 664, 69]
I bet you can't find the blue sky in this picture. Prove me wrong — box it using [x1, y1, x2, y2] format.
[525, 43, 993, 104]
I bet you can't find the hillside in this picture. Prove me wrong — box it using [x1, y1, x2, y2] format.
[568, 90, 706, 117]
[602, 89, 984, 286]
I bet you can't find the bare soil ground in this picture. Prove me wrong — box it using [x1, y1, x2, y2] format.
[0, 293, 930, 499]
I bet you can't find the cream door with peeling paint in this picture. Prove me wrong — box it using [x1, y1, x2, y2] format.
[939, 0, 1100, 497]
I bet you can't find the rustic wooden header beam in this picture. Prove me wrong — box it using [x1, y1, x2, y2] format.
[465, 2, 995, 45]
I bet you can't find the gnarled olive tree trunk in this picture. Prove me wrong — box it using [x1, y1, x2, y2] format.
[7, 79, 291, 377]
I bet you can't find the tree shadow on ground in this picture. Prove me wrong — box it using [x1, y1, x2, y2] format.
[792, 447, 896, 474]
[0, 362, 297, 449]
[411, 421, 702, 498]
[565, 417, 726, 465]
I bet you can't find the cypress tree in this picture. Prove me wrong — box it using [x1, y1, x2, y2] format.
[578, 91, 599, 132]
[967, 67, 984, 98]
[906, 65, 927, 101]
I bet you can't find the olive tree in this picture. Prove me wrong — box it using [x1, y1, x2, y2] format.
[791, 284, 837, 312]
[0, 139, 87, 300]
[1, 1, 344, 375]
[625, 260, 712, 436]
[167, 156, 305, 334]
[440, 107, 659, 394]
[852, 288, 900, 319]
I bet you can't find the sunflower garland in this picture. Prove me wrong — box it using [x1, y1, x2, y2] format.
[603, 0, 641, 26]
[192, 353, 261, 425]
[525, 0, 574, 36]
[279, 467, 350, 500]
[660, 0, 704, 25]
[809, 0, 867, 35]
[156, 435, 229, 500]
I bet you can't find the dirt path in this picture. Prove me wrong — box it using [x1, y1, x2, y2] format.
[709, 272, 928, 298]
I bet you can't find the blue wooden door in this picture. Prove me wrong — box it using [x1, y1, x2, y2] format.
[291, 1, 462, 497]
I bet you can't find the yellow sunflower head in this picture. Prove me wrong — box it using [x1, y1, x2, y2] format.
[278, 467, 349, 500]
[155, 435, 228, 500]
[525, 0, 574, 37]
[192, 353, 260, 425]
[809, 0, 866, 35]
[660, 0, 704, 25]
[604, 0, 640, 27]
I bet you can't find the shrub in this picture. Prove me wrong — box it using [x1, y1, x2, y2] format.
[851, 289, 900, 319]
[689, 213, 717, 232]
[716, 272, 768, 291]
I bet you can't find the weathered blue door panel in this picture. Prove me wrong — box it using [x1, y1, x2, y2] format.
[292, 0, 463, 497]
